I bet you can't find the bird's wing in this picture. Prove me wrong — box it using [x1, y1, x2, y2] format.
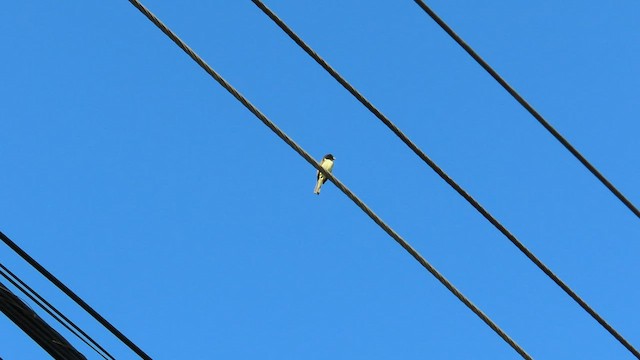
[316, 159, 326, 180]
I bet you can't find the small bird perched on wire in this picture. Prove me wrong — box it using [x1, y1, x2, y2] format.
[314, 154, 335, 195]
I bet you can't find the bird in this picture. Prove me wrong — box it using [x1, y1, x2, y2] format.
[314, 154, 335, 195]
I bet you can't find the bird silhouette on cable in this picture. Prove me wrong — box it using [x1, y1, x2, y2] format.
[314, 154, 335, 195]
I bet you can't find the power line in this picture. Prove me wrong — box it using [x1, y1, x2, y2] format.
[125, 0, 532, 358]
[0, 231, 152, 360]
[0, 281, 87, 360]
[249, 1, 640, 358]
[0, 263, 113, 360]
[411, 0, 640, 220]
[0, 264, 111, 359]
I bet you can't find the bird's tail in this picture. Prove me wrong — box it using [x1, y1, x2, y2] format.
[314, 176, 324, 195]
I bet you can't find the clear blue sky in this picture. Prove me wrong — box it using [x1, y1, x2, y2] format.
[1, 1, 639, 359]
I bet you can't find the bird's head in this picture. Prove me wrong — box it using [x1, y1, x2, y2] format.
[324, 154, 335, 161]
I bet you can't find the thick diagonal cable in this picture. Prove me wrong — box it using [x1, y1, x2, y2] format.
[0, 263, 113, 360]
[411, 0, 640, 220]
[125, 1, 532, 358]
[0, 231, 152, 360]
[250, 1, 640, 358]
[0, 281, 87, 360]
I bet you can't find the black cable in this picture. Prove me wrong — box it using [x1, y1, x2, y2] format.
[0, 281, 87, 360]
[0, 263, 113, 360]
[0, 267, 104, 359]
[125, 1, 532, 358]
[411, 0, 640, 220]
[0, 231, 152, 360]
[250, 1, 640, 358]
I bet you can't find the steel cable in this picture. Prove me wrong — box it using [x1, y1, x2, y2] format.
[124, 1, 532, 357]
[411, 0, 640, 220]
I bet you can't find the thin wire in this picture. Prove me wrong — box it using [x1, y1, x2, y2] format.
[249, 1, 640, 358]
[411, 0, 640, 220]
[0, 231, 152, 360]
[0, 263, 113, 360]
[125, 0, 532, 358]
